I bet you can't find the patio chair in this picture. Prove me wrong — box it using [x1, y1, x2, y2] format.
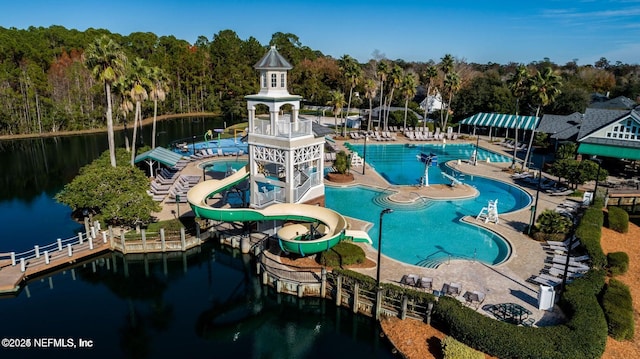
[418, 277, 432, 291]
[400, 274, 419, 287]
[444, 282, 461, 297]
[463, 290, 485, 309]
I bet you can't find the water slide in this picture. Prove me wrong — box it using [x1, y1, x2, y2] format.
[187, 165, 371, 256]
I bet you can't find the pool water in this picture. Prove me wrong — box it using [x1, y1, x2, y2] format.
[347, 143, 511, 185]
[326, 144, 531, 267]
[174, 137, 248, 156]
[201, 159, 248, 173]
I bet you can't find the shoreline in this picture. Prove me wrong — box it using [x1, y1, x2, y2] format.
[0, 112, 219, 141]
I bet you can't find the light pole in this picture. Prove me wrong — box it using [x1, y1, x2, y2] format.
[527, 158, 545, 235]
[591, 157, 602, 205]
[474, 126, 480, 166]
[375, 208, 393, 321]
[362, 134, 368, 175]
[376, 208, 394, 289]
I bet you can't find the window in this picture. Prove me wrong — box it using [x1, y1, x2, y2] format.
[271, 73, 277, 87]
[281, 73, 285, 87]
[608, 119, 640, 142]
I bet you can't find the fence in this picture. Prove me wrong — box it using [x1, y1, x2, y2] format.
[252, 241, 432, 321]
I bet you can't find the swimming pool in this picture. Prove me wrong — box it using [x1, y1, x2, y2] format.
[173, 137, 248, 156]
[326, 144, 531, 267]
[346, 143, 511, 185]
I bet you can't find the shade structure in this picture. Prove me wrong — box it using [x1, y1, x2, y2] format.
[134, 146, 184, 167]
[578, 143, 640, 161]
[460, 113, 539, 131]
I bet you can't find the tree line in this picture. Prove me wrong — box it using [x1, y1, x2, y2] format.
[1, 25, 639, 140]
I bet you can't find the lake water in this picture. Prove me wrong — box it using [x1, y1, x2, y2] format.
[0, 118, 395, 359]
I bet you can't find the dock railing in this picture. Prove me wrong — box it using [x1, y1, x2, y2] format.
[6, 221, 106, 273]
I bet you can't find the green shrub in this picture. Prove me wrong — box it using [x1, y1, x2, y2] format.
[607, 252, 629, 276]
[536, 209, 573, 235]
[575, 206, 606, 269]
[333, 150, 351, 174]
[318, 241, 365, 267]
[607, 206, 629, 233]
[442, 336, 484, 359]
[602, 278, 635, 340]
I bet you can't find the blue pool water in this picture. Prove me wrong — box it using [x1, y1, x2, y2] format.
[174, 137, 248, 156]
[200, 159, 248, 173]
[326, 144, 531, 267]
[347, 143, 510, 185]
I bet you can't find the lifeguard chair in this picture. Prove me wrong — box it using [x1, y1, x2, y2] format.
[476, 199, 499, 224]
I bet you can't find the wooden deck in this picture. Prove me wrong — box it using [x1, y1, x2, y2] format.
[0, 227, 212, 293]
[0, 240, 110, 293]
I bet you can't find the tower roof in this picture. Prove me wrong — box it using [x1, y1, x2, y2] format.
[254, 46, 293, 70]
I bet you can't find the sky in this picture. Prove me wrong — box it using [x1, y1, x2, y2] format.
[2, 0, 639, 65]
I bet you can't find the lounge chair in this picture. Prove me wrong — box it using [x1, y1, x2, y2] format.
[463, 290, 486, 309]
[418, 277, 432, 291]
[400, 274, 419, 287]
[530, 274, 562, 287]
[543, 239, 580, 253]
[547, 267, 585, 278]
[548, 262, 589, 273]
[443, 282, 461, 297]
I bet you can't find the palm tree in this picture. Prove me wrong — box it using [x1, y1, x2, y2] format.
[114, 77, 134, 152]
[376, 61, 389, 130]
[149, 66, 170, 149]
[327, 90, 345, 134]
[363, 78, 377, 131]
[384, 65, 403, 131]
[84, 35, 127, 167]
[401, 72, 417, 131]
[421, 66, 438, 130]
[339, 55, 362, 136]
[507, 64, 530, 168]
[438, 54, 454, 132]
[128, 58, 151, 165]
[440, 71, 460, 132]
[524, 67, 562, 169]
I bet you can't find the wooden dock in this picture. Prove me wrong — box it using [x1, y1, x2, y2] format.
[0, 239, 110, 293]
[0, 224, 213, 294]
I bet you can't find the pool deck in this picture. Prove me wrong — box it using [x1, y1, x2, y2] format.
[165, 134, 574, 326]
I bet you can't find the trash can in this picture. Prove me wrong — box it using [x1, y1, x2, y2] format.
[538, 285, 555, 310]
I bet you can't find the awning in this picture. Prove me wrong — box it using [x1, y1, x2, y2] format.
[134, 146, 185, 167]
[460, 113, 540, 131]
[578, 143, 640, 161]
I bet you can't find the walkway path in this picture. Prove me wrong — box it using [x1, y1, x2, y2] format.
[0, 237, 111, 292]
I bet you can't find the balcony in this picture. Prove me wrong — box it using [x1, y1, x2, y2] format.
[253, 118, 313, 139]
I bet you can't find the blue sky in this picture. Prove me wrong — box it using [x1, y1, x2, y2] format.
[2, 0, 639, 65]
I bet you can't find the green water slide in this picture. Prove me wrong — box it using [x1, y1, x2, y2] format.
[187, 165, 371, 255]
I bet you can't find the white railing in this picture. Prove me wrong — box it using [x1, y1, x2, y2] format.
[294, 172, 321, 202]
[252, 119, 313, 138]
[255, 186, 286, 206]
[6, 221, 105, 272]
